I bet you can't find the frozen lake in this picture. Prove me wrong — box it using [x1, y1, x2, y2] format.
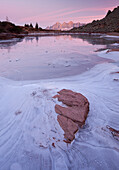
[0, 34, 117, 80]
[0, 34, 119, 170]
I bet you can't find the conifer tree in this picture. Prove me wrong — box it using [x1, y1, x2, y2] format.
[30, 23, 33, 28]
[35, 23, 38, 29]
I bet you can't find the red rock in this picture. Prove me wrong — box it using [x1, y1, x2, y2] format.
[55, 104, 88, 126]
[52, 143, 56, 147]
[54, 89, 89, 143]
[107, 125, 119, 140]
[57, 115, 78, 143]
[111, 71, 119, 74]
[53, 95, 59, 99]
[57, 89, 89, 107]
[106, 49, 119, 53]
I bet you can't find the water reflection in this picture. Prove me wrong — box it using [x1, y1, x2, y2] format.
[0, 34, 118, 80]
[23, 34, 119, 52]
[70, 34, 119, 45]
[0, 34, 119, 49]
[35, 36, 39, 43]
[0, 38, 24, 52]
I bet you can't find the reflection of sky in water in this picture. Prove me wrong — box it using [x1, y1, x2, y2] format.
[0, 35, 117, 80]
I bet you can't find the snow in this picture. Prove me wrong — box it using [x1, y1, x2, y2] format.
[100, 34, 119, 39]
[0, 33, 119, 169]
[0, 38, 21, 43]
[0, 49, 119, 169]
[97, 50, 119, 62]
[113, 43, 119, 46]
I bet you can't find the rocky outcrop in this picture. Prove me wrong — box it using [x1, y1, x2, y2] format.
[72, 6, 119, 33]
[54, 89, 89, 143]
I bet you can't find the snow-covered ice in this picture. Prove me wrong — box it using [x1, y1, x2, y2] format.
[0, 51, 119, 170]
[100, 34, 119, 39]
[0, 36, 119, 170]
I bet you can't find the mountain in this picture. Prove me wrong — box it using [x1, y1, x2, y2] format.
[46, 21, 84, 30]
[72, 6, 119, 33]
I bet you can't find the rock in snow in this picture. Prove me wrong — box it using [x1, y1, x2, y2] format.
[54, 89, 89, 143]
[107, 125, 119, 141]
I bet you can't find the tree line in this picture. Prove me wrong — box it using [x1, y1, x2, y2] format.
[24, 23, 39, 29]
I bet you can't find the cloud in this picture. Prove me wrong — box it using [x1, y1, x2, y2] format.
[19, 6, 115, 26]
[50, 6, 115, 18]
[19, 8, 71, 23]
[64, 15, 104, 23]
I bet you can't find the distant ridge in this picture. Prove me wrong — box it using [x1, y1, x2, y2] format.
[72, 6, 119, 33]
[46, 21, 84, 30]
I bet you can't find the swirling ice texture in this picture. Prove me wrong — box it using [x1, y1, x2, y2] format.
[0, 52, 119, 170]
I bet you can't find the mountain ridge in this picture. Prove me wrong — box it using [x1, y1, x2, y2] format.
[72, 6, 119, 33]
[46, 21, 84, 30]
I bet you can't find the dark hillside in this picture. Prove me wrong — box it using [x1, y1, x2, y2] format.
[72, 6, 119, 33]
[0, 21, 24, 34]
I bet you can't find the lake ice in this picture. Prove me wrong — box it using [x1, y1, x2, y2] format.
[0, 34, 119, 170]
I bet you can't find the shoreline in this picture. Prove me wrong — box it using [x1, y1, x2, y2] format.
[0, 31, 119, 40]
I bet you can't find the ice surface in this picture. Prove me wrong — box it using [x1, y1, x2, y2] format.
[0, 35, 111, 81]
[0, 35, 119, 170]
[100, 34, 119, 39]
[113, 43, 119, 46]
[98, 50, 119, 62]
[0, 52, 119, 169]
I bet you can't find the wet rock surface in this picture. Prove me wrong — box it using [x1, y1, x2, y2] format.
[54, 89, 89, 143]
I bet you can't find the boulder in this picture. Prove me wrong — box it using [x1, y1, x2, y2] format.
[57, 115, 78, 143]
[54, 89, 89, 143]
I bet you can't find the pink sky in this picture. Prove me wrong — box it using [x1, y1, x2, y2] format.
[0, 0, 118, 28]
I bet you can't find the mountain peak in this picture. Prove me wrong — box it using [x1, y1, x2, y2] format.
[46, 21, 82, 30]
[69, 21, 73, 24]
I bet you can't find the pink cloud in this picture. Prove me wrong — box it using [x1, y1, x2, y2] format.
[19, 8, 71, 23]
[19, 6, 115, 26]
[48, 6, 115, 18]
[67, 15, 104, 23]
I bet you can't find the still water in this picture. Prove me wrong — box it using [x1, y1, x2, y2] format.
[0, 34, 116, 80]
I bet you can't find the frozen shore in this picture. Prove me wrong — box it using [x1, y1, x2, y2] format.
[0, 50, 119, 170]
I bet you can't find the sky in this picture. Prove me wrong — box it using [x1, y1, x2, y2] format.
[0, 0, 119, 28]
